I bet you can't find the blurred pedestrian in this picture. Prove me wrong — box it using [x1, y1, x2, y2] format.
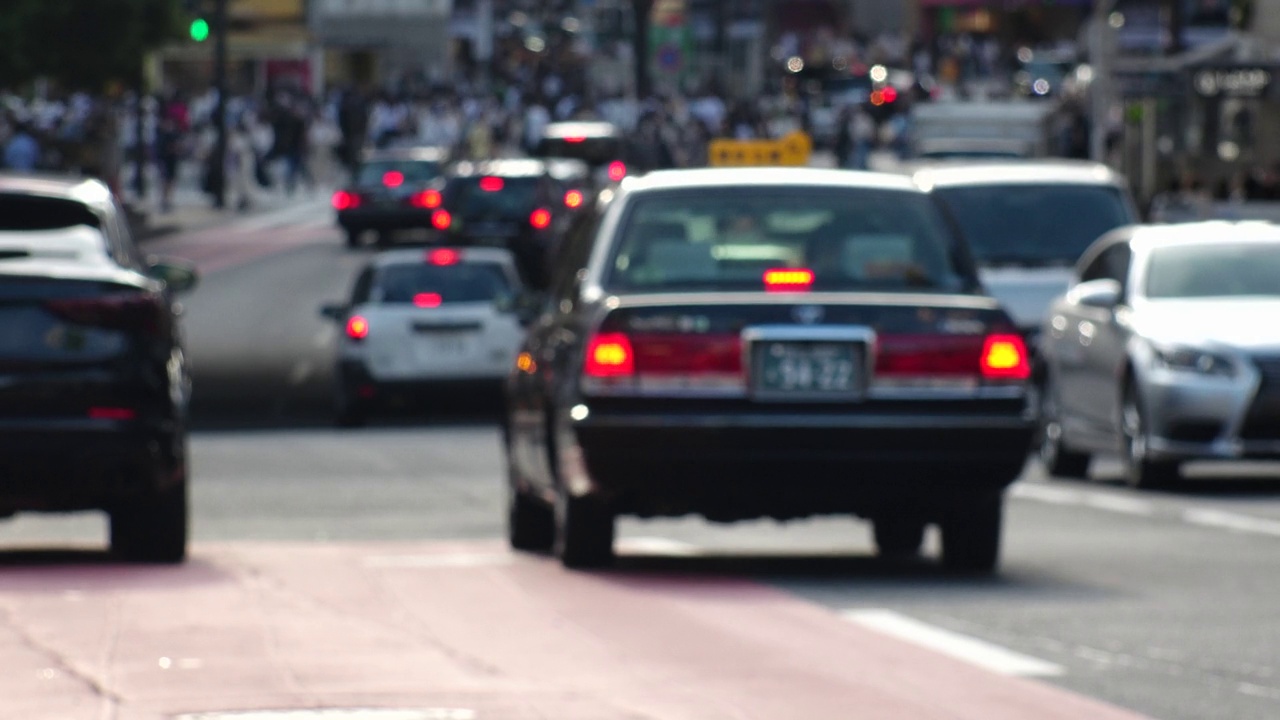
[3, 119, 40, 171]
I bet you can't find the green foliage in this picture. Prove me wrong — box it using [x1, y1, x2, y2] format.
[0, 0, 182, 92]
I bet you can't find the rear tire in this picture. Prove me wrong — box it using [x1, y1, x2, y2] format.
[508, 485, 555, 552]
[1039, 375, 1092, 479]
[939, 495, 1003, 574]
[873, 518, 927, 559]
[1122, 386, 1180, 490]
[110, 465, 188, 564]
[554, 490, 615, 569]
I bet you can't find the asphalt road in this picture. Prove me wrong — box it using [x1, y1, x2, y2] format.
[3, 206, 1280, 719]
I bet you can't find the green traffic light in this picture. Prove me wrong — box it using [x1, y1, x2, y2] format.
[190, 18, 210, 42]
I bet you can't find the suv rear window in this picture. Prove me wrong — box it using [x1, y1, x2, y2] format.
[605, 188, 969, 293]
[934, 184, 1134, 266]
[374, 262, 511, 304]
[0, 194, 100, 230]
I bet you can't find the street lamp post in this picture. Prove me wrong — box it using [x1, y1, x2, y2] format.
[211, 0, 229, 209]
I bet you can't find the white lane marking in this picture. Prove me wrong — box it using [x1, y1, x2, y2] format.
[843, 609, 1066, 678]
[615, 536, 701, 556]
[1237, 682, 1280, 700]
[1082, 493, 1155, 516]
[1010, 484, 1082, 506]
[1182, 508, 1280, 538]
[176, 710, 476, 720]
[363, 553, 515, 569]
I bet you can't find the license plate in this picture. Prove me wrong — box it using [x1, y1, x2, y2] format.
[418, 334, 472, 358]
[471, 222, 516, 237]
[752, 341, 864, 400]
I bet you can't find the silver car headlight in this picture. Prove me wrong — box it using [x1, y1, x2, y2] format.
[1150, 344, 1236, 377]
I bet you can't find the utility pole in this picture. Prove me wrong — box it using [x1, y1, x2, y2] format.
[1167, 0, 1186, 55]
[713, 0, 729, 93]
[212, 0, 229, 209]
[632, 0, 653, 98]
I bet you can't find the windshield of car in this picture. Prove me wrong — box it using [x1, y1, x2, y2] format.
[934, 183, 1133, 266]
[0, 194, 100, 230]
[446, 176, 555, 219]
[533, 135, 624, 166]
[1145, 242, 1280, 298]
[373, 262, 511, 304]
[356, 160, 441, 187]
[604, 188, 969, 294]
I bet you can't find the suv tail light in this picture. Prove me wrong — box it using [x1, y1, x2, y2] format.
[583, 330, 744, 394]
[530, 208, 553, 230]
[45, 293, 167, 337]
[332, 190, 361, 210]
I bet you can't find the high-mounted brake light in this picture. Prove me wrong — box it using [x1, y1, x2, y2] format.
[411, 189, 442, 208]
[89, 407, 136, 421]
[530, 208, 553, 230]
[427, 248, 459, 266]
[479, 176, 505, 192]
[564, 136, 587, 143]
[608, 161, 627, 182]
[383, 171, 404, 188]
[346, 315, 370, 341]
[431, 209, 452, 231]
[413, 293, 443, 308]
[332, 191, 360, 211]
[585, 332, 635, 378]
[981, 334, 1031, 380]
[564, 189, 584, 208]
[763, 268, 815, 292]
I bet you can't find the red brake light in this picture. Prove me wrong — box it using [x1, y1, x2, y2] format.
[332, 191, 360, 211]
[882, 86, 899, 103]
[763, 268, 815, 292]
[427, 248, 459, 266]
[981, 334, 1031, 380]
[412, 189, 442, 208]
[479, 176, 505, 192]
[413, 293, 443, 308]
[530, 208, 553, 230]
[585, 332, 635, 377]
[564, 189, 584, 209]
[346, 315, 370, 341]
[607, 161, 627, 182]
[875, 335, 985, 377]
[431, 209, 452, 231]
[383, 170, 404, 188]
[564, 136, 587, 143]
[89, 407, 136, 421]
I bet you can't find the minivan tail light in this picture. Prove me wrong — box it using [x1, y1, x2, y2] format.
[45, 293, 166, 336]
[981, 334, 1031, 380]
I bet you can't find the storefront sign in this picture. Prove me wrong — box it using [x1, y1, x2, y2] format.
[1193, 67, 1274, 98]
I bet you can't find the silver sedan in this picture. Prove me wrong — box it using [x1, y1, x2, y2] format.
[1038, 222, 1280, 488]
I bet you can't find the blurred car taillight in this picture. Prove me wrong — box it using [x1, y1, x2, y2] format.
[564, 189, 584, 209]
[431, 209, 452, 230]
[45, 293, 166, 337]
[582, 330, 744, 393]
[874, 333, 1029, 384]
[608, 161, 627, 182]
[332, 190, 361, 210]
[411, 189, 443, 208]
[346, 315, 370, 341]
[530, 208, 553, 230]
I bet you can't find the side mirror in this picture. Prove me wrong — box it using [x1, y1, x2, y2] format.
[1071, 278, 1122, 309]
[147, 258, 199, 294]
[319, 303, 347, 321]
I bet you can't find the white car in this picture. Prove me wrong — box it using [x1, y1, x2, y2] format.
[321, 246, 530, 425]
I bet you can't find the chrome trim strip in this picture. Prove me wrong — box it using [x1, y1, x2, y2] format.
[574, 414, 1033, 430]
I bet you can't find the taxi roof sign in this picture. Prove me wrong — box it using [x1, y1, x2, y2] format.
[707, 131, 813, 168]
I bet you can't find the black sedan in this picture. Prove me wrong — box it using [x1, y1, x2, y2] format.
[0, 176, 198, 562]
[332, 146, 450, 248]
[504, 168, 1035, 572]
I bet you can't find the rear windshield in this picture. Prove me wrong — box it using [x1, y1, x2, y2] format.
[533, 136, 624, 166]
[356, 160, 441, 186]
[446, 176, 559, 218]
[374, 262, 511, 304]
[604, 188, 970, 294]
[0, 194, 100, 230]
[934, 184, 1133, 266]
[1146, 243, 1280, 299]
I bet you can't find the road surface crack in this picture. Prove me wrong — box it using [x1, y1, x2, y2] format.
[0, 601, 125, 714]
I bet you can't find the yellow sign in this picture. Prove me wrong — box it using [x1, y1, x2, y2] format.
[707, 131, 813, 167]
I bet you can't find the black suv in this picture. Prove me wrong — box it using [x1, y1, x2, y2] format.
[333, 146, 450, 248]
[0, 175, 198, 562]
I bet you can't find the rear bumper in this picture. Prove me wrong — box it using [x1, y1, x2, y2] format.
[337, 208, 436, 232]
[0, 420, 174, 512]
[568, 411, 1034, 520]
[339, 361, 504, 404]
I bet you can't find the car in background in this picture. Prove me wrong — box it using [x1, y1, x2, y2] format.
[530, 121, 629, 190]
[914, 161, 1139, 341]
[1039, 222, 1280, 488]
[321, 246, 531, 427]
[332, 146, 450, 248]
[505, 168, 1035, 572]
[0, 175, 199, 562]
[435, 159, 582, 290]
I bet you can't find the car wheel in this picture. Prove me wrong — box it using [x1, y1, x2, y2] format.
[345, 229, 363, 249]
[1039, 375, 1091, 479]
[554, 488, 615, 569]
[939, 494, 1003, 574]
[873, 517, 927, 559]
[110, 462, 188, 564]
[1121, 386, 1180, 490]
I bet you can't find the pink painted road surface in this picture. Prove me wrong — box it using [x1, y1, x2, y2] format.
[145, 217, 332, 275]
[0, 541, 1153, 720]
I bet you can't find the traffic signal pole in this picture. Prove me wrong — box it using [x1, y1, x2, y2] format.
[212, 0, 229, 208]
